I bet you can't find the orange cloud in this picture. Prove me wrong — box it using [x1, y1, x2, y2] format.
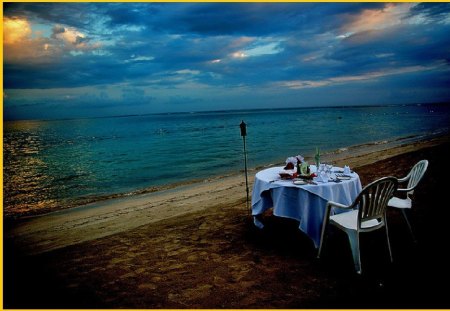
[4, 16, 32, 45]
[4, 18, 102, 64]
[3, 16, 54, 64]
[52, 24, 87, 46]
[341, 3, 414, 36]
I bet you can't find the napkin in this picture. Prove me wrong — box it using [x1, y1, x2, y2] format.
[286, 155, 304, 165]
[285, 157, 297, 165]
[344, 165, 351, 175]
[318, 171, 328, 183]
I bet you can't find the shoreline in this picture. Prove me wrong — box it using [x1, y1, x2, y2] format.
[5, 129, 449, 221]
[5, 132, 450, 256]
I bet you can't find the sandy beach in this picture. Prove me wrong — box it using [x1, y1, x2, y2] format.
[4, 134, 450, 308]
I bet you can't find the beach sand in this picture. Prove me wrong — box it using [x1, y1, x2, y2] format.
[4, 134, 450, 308]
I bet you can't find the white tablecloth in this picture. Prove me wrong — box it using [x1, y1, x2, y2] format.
[251, 166, 362, 248]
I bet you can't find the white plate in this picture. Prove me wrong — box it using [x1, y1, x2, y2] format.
[293, 179, 307, 185]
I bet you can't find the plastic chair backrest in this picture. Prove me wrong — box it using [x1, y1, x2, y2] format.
[406, 160, 428, 195]
[353, 177, 398, 232]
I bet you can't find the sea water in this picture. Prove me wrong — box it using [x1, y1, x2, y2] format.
[4, 103, 450, 218]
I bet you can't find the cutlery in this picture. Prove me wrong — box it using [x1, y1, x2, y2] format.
[304, 180, 318, 185]
[333, 170, 354, 174]
[329, 178, 342, 183]
[335, 173, 352, 178]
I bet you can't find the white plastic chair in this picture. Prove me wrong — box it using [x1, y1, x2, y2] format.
[318, 177, 398, 274]
[388, 160, 428, 241]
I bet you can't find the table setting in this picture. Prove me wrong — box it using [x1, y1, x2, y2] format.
[251, 151, 363, 248]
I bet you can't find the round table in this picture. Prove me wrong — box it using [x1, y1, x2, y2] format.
[251, 166, 362, 248]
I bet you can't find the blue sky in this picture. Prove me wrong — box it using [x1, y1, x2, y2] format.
[3, 2, 450, 120]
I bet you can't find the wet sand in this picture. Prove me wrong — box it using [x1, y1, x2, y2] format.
[4, 134, 450, 308]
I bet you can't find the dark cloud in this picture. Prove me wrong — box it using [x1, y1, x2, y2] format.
[4, 2, 94, 30]
[3, 2, 385, 36]
[328, 23, 450, 76]
[408, 3, 450, 23]
[153, 3, 387, 36]
[51, 25, 65, 35]
[4, 54, 128, 89]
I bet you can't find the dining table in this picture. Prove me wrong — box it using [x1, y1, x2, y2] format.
[251, 165, 362, 248]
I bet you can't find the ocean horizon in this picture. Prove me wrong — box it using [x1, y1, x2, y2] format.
[5, 102, 448, 122]
[4, 103, 450, 218]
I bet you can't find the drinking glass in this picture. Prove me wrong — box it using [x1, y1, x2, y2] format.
[319, 163, 325, 174]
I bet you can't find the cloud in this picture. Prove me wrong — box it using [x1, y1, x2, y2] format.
[51, 25, 84, 45]
[102, 3, 155, 27]
[4, 54, 124, 89]
[3, 16, 32, 44]
[4, 17, 102, 69]
[275, 62, 449, 89]
[407, 3, 450, 24]
[236, 42, 284, 58]
[3, 16, 56, 65]
[4, 2, 96, 30]
[338, 3, 414, 36]
[3, 3, 450, 120]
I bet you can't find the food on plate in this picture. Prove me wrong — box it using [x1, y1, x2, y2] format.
[279, 169, 296, 179]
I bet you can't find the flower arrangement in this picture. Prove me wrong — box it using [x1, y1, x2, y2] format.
[284, 155, 304, 170]
[282, 154, 317, 179]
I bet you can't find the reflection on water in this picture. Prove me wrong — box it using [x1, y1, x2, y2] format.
[4, 119, 98, 217]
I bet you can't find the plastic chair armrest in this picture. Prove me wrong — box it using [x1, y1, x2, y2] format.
[327, 201, 351, 210]
[397, 186, 415, 193]
[397, 175, 410, 183]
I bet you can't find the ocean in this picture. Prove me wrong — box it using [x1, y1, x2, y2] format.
[4, 103, 450, 218]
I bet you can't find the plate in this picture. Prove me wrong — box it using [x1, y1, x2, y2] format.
[293, 179, 307, 185]
[336, 175, 351, 180]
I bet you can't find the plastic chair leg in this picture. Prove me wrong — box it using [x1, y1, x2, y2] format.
[385, 219, 393, 262]
[317, 234, 326, 259]
[317, 224, 328, 259]
[347, 231, 362, 274]
[401, 209, 416, 242]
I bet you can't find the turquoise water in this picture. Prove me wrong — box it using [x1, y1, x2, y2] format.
[4, 103, 450, 217]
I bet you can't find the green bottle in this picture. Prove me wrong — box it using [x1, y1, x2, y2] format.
[315, 147, 320, 168]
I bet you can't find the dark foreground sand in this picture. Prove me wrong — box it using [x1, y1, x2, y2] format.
[4, 136, 450, 308]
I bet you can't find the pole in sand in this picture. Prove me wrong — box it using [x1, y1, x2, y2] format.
[240, 120, 250, 215]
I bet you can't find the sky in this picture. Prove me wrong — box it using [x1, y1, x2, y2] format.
[3, 2, 450, 120]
